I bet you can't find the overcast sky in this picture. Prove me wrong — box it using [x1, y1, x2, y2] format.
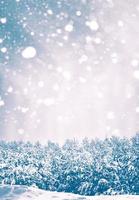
[0, 0, 139, 143]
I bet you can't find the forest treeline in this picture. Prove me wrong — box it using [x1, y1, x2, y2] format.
[0, 134, 138, 196]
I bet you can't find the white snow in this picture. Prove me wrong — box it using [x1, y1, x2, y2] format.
[0, 17, 7, 24]
[7, 86, 13, 93]
[78, 55, 88, 64]
[21, 46, 37, 59]
[18, 129, 24, 135]
[38, 81, 44, 88]
[44, 98, 55, 106]
[133, 70, 139, 79]
[79, 77, 87, 83]
[57, 29, 62, 34]
[65, 24, 74, 32]
[0, 185, 138, 200]
[30, 31, 35, 36]
[53, 83, 60, 91]
[2, 0, 139, 145]
[76, 11, 82, 16]
[135, 106, 139, 113]
[107, 112, 115, 119]
[86, 20, 99, 31]
[0, 38, 3, 43]
[118, 20, 124, 27]
[1, 47, 7, 53]
[63, 71, 71, 81]
[131, 59, 139, 67]
[111, 53, 118, 64]
[21, 107, 29, 113]
[47, 9, 53, 15]
[86, 36, 92, 43]
[0, 100, 5, 107]
[94, 37, 101, 44]
[56, 66, 63, 72]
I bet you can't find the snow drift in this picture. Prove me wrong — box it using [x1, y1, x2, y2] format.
[0, 185, 138, 200]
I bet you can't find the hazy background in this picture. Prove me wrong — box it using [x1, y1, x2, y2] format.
[0, 0, 139, 143]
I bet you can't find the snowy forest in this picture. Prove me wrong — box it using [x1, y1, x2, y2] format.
[0, 134, 138, 196]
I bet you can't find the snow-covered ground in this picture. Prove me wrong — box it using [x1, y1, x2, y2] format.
[0, 185, 138, 200]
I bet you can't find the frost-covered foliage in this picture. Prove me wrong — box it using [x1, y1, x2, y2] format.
[0, 134, 139, 196]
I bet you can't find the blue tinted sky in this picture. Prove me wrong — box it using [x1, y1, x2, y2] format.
[0, 0, 139, 143]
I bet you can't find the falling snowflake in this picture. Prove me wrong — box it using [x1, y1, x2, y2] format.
[38, 81, 44, 88]
[131, 59, 139, 67]
[107, 112, 115, 119]
[64, 24, 74, 32]
[76, 11, 82, 16]
[21, 46, 37, 59]
[0, 17, 7, 24]
[63, 71, 71, 81]
[7, 86, 13, 93]
[44, 98, 55, 106]
[118, 20, 124, 27]
[133, 70, 139, 79]
[0, 100, 5, 107]
[1, 47, 7, 53]
[86, 20, 99, 31]
[18, 129, 24, 135]
[0, 39, 3, 44]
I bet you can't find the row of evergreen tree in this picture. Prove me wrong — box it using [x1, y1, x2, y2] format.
[0, 134, 138, 196]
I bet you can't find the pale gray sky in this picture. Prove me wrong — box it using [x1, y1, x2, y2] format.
[0, 0, 139, 143]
